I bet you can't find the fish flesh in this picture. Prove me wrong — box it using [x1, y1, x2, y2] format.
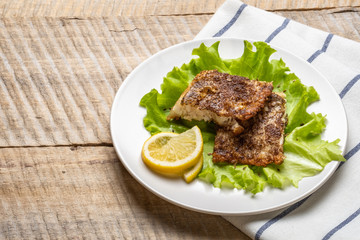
[167, 70, 273, 135]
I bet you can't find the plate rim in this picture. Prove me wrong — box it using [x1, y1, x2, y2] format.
[110, 37, 348, 216]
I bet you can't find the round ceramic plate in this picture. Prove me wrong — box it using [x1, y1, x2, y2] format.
[110, 38, 347, 215]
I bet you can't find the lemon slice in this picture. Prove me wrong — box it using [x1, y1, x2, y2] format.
[141, 126, 203, 175]
[183, 155, 203, 183]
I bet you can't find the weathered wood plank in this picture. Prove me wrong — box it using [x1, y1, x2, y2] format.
[0, 146, 250, 239]
[0, 0, 225, 17]
[0, 0, 359, 17]
[0, 16, 210, 147]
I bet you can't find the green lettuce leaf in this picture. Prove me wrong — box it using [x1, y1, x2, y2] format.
[139, 41, 345, 194]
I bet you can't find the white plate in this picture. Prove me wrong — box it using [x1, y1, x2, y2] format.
[110, 38, 347, 215]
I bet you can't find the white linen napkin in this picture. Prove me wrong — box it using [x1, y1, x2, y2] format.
[195, 1, 360, 239]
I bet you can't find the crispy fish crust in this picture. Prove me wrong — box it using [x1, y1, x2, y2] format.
[167, 70, 273, 135]
[212, 93, 287, 167]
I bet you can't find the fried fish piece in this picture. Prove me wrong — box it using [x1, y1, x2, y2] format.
[167, 70, 273, 135]
[212, 92, 287, 167]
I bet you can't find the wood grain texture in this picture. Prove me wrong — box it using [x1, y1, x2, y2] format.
[0, 0, 225, 17]
[0, 0, 359, 17]
[0, 147, 249, 239]
[0, 16, 210, 147]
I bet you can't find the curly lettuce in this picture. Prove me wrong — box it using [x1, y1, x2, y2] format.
[139, 41, 345, 194]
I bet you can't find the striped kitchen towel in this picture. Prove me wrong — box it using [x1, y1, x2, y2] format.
[196, 0, 360, 239]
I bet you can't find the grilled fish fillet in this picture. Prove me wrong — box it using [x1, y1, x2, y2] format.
[212, 92, 287, 167]
[167, 70, 273, 135]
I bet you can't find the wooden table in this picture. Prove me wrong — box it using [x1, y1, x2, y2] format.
[1, 0, 359, 239]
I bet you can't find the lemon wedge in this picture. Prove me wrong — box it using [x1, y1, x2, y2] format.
[141, 126, 203, 175]
[183, 155, 203, 183]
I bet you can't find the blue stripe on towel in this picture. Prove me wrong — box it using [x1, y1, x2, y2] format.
[265, 18, 290, 43]
[339, 141, 360, 168]
[307, 33, 334, 63]
[344, 142, 360, 161]
[254, 141, 360, 239]
[339, 74, 360, 99]
[254, 196, 310, 240]
[322, 208, 360, 240]
[213, 3, 247, 37]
